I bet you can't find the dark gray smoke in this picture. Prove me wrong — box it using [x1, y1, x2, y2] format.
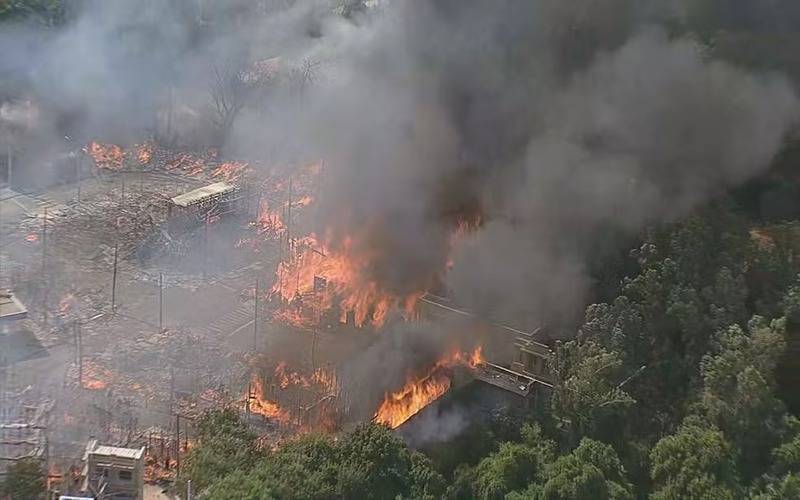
[2, 0, 799, 329]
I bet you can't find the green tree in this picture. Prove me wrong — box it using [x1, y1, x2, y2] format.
[697, 317, 789, 479]
[205, 423, 444, 500]
[1, 458, 45, 500]
[205, 435, 339, 500]
[471, 425, 556, 500]
[551, 340, 634, 445]
[541, 438, 634, 500]
[181, 408, 263, 493]
[650, 417, 741, 499]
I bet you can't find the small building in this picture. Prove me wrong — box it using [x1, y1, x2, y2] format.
[0, 290, 28, 325]
[82, 440, 145, 500]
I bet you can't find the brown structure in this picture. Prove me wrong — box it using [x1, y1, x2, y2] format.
[82, 440, 145, 500]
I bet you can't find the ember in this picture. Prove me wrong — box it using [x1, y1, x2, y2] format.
[374, 347, 483, 429]
[81, 360, 113, 391]
[86, 141, 124, 170]
[134, 142, 153, 164]
[212, 161, 250, 183]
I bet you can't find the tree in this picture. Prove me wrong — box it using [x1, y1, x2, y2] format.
[650, 417, 741, 499]
[1, 458, 45, 500]
[0, 0, 67, 26]
[697, 317, 789, 479]
[541, 438, 634, 500]
[471, 425, 556, 500]
[208, 60, 249, 145]
[203, 423, 445, 500]
[204, 435, 339, 500]
[180, 408, 263, 493]
[337, 423, 444, 500]
[551, 340, 634, 445]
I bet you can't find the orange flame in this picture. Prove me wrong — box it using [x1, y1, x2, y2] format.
[270, 234, 422, 328]
[373, 347, 483, 429]
[256, 200, 286, 238]
[134, 143, 153, 164]
[247, 374, 292, 424]
[81, 360, 112, 390]
[212, 161, 250, 183]
[59, 293, 76, 315]
[86, 142, 124, 170]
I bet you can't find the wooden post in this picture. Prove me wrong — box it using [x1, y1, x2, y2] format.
[175, 413, 181, 477]
[111, 243, 118, 313]
[158, 272, 164, 331]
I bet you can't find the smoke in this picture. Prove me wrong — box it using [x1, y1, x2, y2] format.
[258, 1, 800, 328]
[2, 0, 799, 329]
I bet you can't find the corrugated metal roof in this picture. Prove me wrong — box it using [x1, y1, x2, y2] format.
[0, 291, 27, 321]
[170, 182, 236, 207]
[88, 443, 144, 460]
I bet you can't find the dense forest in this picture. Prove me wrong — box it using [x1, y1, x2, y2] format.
[4, 0, 800, 499]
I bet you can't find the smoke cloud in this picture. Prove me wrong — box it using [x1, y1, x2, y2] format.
[2, 0, 799, 330]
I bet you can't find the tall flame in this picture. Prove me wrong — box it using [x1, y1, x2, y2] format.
[270, 235, 422, 328]
[373, 347, 483, 429]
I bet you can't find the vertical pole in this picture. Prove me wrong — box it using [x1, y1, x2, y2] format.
[111, 243, 118, 313]
[121, 175, 125, 204]
[187, 480, 194, 500]
[203, 212, 209, 280]
[175, 413, 181, 478]
[41, 207, 47, 272]
[42, 207, 47, 325]
[75, 154, 81, 203]
[287, 178, 292, 257]
[159, 272, 164, 331]
[6, 143, 12, 188]
[311, 328, 317, 372]
[169, 365, 174, 416]
[253, 280, 259, 351]
[77, 323, 82, 388]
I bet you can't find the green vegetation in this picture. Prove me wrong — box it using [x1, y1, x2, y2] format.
[1, 458, 45, 500]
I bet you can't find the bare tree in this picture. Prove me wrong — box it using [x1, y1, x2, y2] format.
[289, 58, 321, 96]
[208, 61, 248, 145]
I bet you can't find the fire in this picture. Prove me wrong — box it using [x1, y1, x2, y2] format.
[212, 161, 250, 183]
[166, 153, 205, 177]
[247, 374, 292, 424]
[59, 293, 76, 314]
[81, 360, 112, 390]
[86, 141, 124, 170]
[270, 234, 422, 328]
[373, 347, 483, 429]
[134, 143, 153, 164]
[255, 200, 286, 238]
[273, 362, 339, 394]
